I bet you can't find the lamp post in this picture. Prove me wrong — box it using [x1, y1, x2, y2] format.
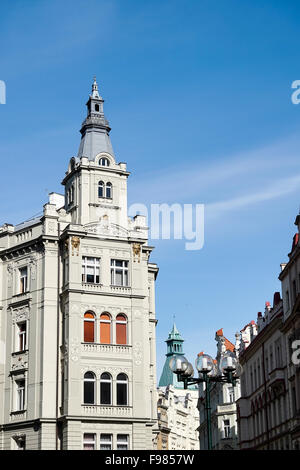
[169, 351, 241, 450]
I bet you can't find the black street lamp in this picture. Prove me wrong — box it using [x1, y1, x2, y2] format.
[169, 351, 241, 450]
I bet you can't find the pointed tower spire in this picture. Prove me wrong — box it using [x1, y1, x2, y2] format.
[91, 76, 101, 99]
[158, 322, 197, 389]
[77, 78, 115, 161]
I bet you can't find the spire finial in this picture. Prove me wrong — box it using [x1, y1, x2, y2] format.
[91, 76, 100, 99]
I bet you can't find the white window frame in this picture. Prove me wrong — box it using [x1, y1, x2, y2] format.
[16, 379, 26, 411]
[83, 372, 96, 405]
[19, 267, 28, 294]
[82, 257, 100, 284]
[111, 260, 129, 287]
[100, 433, 112, 450]
[223, 419, 231, 438]
[106, 182, 112, 199]
[17, 321, 27, 352]
[116, 374, 129, 406]
[117, 434, 129, 450]
[100, 372, 112, 405]
[83, 433, 96, 450]
[99, 157, 110, 167]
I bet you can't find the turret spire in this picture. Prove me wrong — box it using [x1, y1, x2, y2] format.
[77, 78, 115, 161]
[91, 76, 101, 99]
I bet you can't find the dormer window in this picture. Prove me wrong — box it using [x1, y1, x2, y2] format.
[99, 157, 110, 167]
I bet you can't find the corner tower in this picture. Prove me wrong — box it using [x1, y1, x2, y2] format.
[62, 78, 130, 228]
[159, 323, 185, 389]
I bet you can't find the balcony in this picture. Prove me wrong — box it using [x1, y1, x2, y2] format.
[269, 368, 285, 393]
[82, 283, 102, 292]
[81, 405, 132, 417]
[110, 285, 131, 295]
[81, 343, 131, 355]
[10, 410, 27, 422]
[9, 292, 32, 307]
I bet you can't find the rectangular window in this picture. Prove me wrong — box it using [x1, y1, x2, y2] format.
[82, 257, 100, 284]
[117, 434, 129, 450]
[275, 339, 282, 368]
[83, 433, 96, 450]
[223, 419, 230, 438]
[17, 322, 27, 352]
[63, 257, 69, 285]
[111, 260, 129, 287]
[100, 434, 112, 450]
[228, 387, 234, 403]
[16, 379, 25, 411]
[293, 280, 297, 302]
[19, 267, 28, 294]
[286, 290, 290, 311]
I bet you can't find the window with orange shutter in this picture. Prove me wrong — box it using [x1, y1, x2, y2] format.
[84, 312, 95, 343]
[116, 314, 127, 345]
[100, 313, 111, 344]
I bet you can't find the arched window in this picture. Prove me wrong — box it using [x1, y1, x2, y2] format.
[116, 373, 128, 406]
[100, 313, 111, 344]
[99, 157, 110, 167]
[116, 314, 127, 345]
[100, 373, 112, 405]
[98, 181, 104, 198]
[84, 372, 96, 404]
[95, 104, 100, 112]
[106, 182, 112, 199]
[84, 312, 95, 343]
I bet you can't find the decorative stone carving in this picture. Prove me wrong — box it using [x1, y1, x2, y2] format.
[29, 257, 37, 281]
[71, 236, 80, 256]
[133, 342, 142, 366]
[132, 243, 141, 262]
[7, 263, 14, 287]
[11, 306, 30, 325]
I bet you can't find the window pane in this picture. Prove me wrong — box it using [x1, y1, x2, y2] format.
[117, 383, 127, 405]
[100, 322, 111, 344]
[84, 381, 95, 404]
[100, 382, 111, 405]
[84, 320, 94, 343]
[116, 323, 127, 345]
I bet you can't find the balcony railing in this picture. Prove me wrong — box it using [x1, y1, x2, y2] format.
[81, 405, 132, 417]
[110, 285, 131, 294]
[82, 283, 102, 292]
[10, 410, 27, 421]
[81, 343, 131, 355]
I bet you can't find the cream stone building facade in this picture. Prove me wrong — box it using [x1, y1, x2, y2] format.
[198, 329, 240, 450]
[155, 324, 199, 450]
[0, 79, 159, 450]
[238, 212, 300, 450]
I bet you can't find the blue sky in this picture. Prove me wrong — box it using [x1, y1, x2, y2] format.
[1, 0, 300, 378]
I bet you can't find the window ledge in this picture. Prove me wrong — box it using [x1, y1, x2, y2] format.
[12, 350, 28, 356]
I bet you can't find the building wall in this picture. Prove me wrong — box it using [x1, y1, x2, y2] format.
[0, 85, 159, 450]
[155, 386, 199, 451]
[238, 217, 300, 450]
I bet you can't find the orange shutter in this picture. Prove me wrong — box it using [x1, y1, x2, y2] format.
[84, 312, 95, 343]
[116, 323, 127, 345]
[100, 314, 111, 344]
